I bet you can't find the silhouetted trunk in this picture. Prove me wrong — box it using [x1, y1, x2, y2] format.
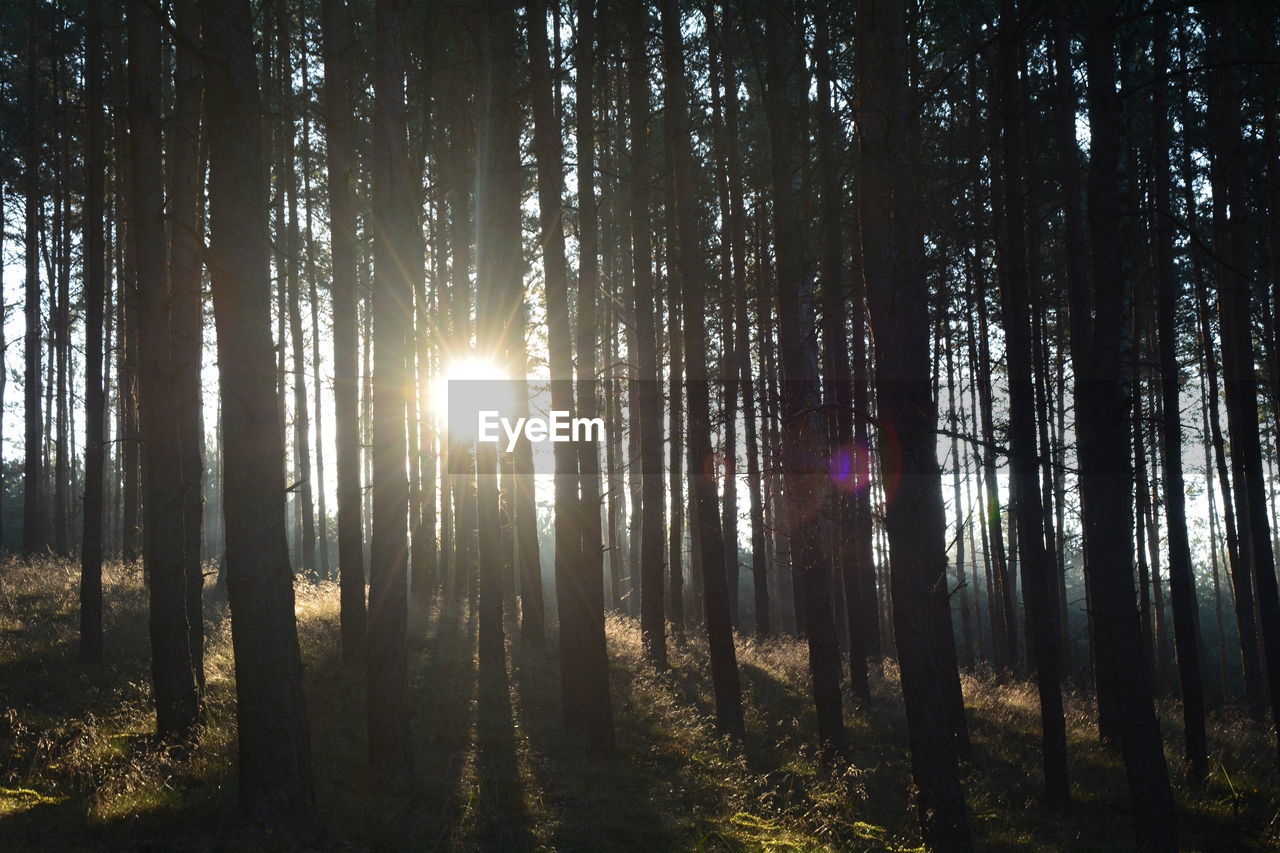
[1151, 13, 1208, 788]
[131, 0, 201, 740]
[200, 0, 319, 832]
[529, 0, 573, 652]
[323, 0, 367, 661]
[568, 0, 616, 753]
[659, 0, 743, 738]
[1207, 0, 1280, 765]
[168, 0, 207, 690]
[79, 0, 105, 664]
[629, 0, 667, 669]
[22, 0, 44, 558]
[368, 0, 413, 773]
[995, 0, 1068, 802]
[1075, 1, 1177, 847]
[764, 0, 845, 753]
[858, 0, 972, 845]
[707, 12, 739, 627]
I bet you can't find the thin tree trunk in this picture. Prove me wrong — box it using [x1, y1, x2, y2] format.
[1075, 2, 1177, 846]
[367, 0, 414, 773]
[1152, 14, 1207, 787]
[628, 0, 667, 670]
[660, 0, 743, 738]
[1207, 0, 1280, 765]
[995, 0, 1068, 801]
[323, 0, 367, 661]
[569, 0, 616, 752]
[79, 0, 106, 664]
[23, 0, 44, 558]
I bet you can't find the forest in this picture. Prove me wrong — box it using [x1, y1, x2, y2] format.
[1, 0, 1279, 849]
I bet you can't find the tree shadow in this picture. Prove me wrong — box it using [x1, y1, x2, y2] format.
[471, 649, 533, 852]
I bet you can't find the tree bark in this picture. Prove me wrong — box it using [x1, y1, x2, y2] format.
[659, 0, 743, 738]
[764, 0, 844, 752]
[995, 0, 1068, 802]
[368, 0, 414, 773]
[80, 0, 106, 664]
[1151, 12, 1208, 787]
[323, 0, 367, 662]
[857, 0, 972, 845]
[1075, 1, 1177, 846]
[200, 0, 319, 832]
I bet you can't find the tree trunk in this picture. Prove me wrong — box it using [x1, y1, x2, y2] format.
[323, 0, 367, 661]
[659, 0, 743, 738]
[367, 0, 414, 773]
[79, 0, 106, 664]
[168, 0, 207, 690]
[131, 0, 201, 740]
[1207, 0, 1280, 765]
[1150, 15, 1207, 786]
[568, 0, 616, 752]
[200, 0, 319, 832]
[857, 0, 972, 845]
[627, 0, 667, 670]
[995, 0, 1068, 802]
[1075, 2, 1177, 847]
[764, 0, 844, 753]
[22, 0, 44, 558]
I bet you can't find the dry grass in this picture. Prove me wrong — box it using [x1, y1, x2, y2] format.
[0, 555, 1277, 851]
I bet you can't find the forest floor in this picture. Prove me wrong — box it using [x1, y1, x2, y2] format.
[0, 558, 1277, 852]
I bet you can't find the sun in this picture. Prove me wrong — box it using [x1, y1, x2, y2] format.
[433, 354, 508, 439]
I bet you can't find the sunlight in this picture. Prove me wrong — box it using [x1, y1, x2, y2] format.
[434, 354, 510, 441]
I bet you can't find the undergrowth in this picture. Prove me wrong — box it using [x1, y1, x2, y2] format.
[0, 556, 1276, 851]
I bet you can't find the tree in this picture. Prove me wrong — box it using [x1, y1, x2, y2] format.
[1151, 12, 1208, 789]
[627, 0, 667, 670]
[1073, 0, 1176, 846]
[660, 0, 743, 739]
[200, 0, 319, 831]
[857, 0, 972, 845]
[570, 0, 617, 752]
[995, 0, 1068, 803]
[322, 0, 367, 662]
[763, 0, 844, 752]
[22, 0, 43, 559]
[79, 0, 105, 665]
[130, 0, 200, 740]
[368, 0, 414, 773]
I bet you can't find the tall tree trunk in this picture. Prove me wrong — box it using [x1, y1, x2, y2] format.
[529, 0, 574, 653]
[659, 0, 743, 738]
[1075, 1, 1177, 846]
[1207, 0, 1280, 764]
[368, 0, 414, 773]
[1149, 15, 1208, 785]
[764, 0, 844, 752]
[813, 3, 869, 700]
[22, 0, 44, 558]
[995, 0, 1068, 802]
[323, 0, 367, 661]
[79, 0, 106, 664]
[200, 0, 319, 831]
[568, 0, 616, 752]
[858, 0, 972, 845]
[130, 0, 201, 740]
[628, 0, 667, 669]
[168, 0, 207, 690]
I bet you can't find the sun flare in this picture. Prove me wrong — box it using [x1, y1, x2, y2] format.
[433, 355, 508, 436]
